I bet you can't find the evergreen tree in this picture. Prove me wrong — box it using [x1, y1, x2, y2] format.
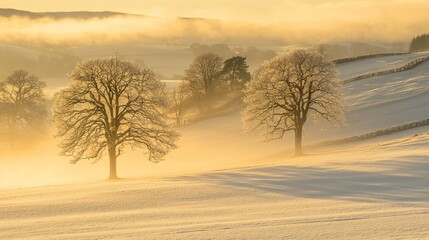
[221, 56, 251, 91]
[410, 34, 429, 52]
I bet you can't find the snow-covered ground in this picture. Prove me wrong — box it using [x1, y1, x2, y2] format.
[1, 52, 429, 239]
[1, 131, 428, 239]
[307, 58, 429, 140]
[336, 51, 429, 80]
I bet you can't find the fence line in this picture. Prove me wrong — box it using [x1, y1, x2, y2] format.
[314, 118, 429, 147]
[333, 53, 408, 64]
[341, 56, 429, 84]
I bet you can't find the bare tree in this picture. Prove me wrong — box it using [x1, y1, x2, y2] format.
[171, 82, 188, 126]
[243, 49, 344, 156]
[184, 53, 223, 112]
[54, 57, 179, 179]
[0, 70, 47, 129]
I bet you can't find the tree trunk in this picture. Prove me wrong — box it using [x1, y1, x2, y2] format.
[205, 92, 213, 112]
[108, 145, 118, 180]
[294, 126, 303, 156]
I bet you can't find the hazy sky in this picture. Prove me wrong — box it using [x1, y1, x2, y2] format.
[2, 0, 427, 22]
[1, 0, 429, 44]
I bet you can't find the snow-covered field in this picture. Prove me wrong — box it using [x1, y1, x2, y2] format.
[1, 132, 429, 239]
[336, 51, 429, 80]
[308, 56, 429, 140]
[1, 52, 429, 239]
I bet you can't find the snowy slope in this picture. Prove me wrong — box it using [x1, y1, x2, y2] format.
[307, 59, 429, 140]
[1, 132, 429, 239]
[336, 51, 429, 80]
[1, 52, 429, 239]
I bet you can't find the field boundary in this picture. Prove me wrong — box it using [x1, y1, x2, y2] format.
[341, 56, 429, 84]
[314, 118, 429, 147]
[333, 52, 408, 64]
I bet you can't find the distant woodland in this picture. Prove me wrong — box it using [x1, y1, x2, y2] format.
[410, 34, 429, 52]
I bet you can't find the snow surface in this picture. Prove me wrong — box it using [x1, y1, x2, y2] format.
[336, 51, 429, 80]
[307, 58, 429, 141]
[1, 52, 429, 239]
[1, 132, 429, 239]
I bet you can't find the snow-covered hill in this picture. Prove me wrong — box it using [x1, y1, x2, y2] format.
[1, 131, 428, 239]
[1, 52, 429, 239]
[337, 51, 429, 80]
[309, 53, 429, 140]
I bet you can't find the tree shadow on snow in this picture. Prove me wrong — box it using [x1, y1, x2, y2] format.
[173, 154, 429, 203]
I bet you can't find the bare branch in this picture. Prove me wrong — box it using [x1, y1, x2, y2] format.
[243, 49, 345, 153]
[54, 57, 179, 168]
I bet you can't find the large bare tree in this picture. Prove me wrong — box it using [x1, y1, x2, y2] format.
[243, 49, 344, 155]
[54, 57, 179, 179]
[184, 53, 223, 111]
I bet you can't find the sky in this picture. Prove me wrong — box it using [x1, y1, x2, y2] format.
[1, 0, 429, 45]
[1, 0, 428, 23]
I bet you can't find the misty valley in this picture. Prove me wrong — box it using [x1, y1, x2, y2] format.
[1, 3, 429, 240]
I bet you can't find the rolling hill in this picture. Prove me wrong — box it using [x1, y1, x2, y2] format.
[0, 8, 139, 19]
[1, 51, 429, 239]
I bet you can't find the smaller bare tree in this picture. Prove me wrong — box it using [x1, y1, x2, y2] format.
[184, 53, 223, 112]
[0, 70, 47, 130]
[243, 49, 344, 156]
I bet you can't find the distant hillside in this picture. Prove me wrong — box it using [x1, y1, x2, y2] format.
[320, 42, 407, 60]
[0, 45, 81, 80]
[0, 8, 40, 18]
[0, 8, 141, 19]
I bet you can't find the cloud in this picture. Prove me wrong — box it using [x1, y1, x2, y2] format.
[0, 0, 428, 47]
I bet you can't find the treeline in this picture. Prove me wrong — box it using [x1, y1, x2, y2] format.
[0, 53, 252, 179]
[171, 54, 251, 125]
[410, 34, 429, 52]
[189, 44, 276, 72]
[0, 54, 253, 149]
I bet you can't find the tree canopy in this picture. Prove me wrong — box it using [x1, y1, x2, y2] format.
[243, 49, 344, 155]
[222, 56, 251, 91]
[410, 33, 429, 52]
[54, 57, 178, 179]
[184, 53, 224, 111]
[0, 70, 47, 129]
